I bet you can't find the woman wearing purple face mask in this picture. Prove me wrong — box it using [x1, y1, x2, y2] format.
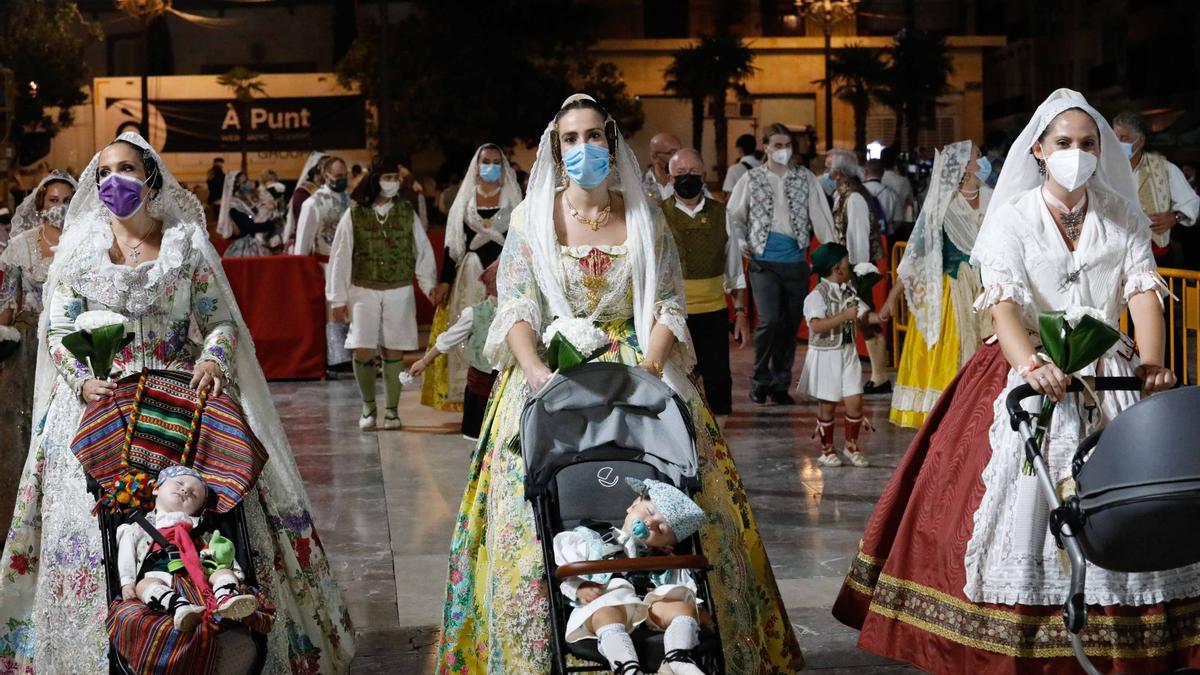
[0, 132, 355, 673]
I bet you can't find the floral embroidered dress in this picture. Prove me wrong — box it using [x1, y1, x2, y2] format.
[435, 203, 803, 674]
[0, 228, 54, 558]
[0, 133, 355, 674]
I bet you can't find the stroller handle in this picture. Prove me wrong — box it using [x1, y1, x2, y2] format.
[1005, 376, 1144, 431]
[555, 554, 710, 580]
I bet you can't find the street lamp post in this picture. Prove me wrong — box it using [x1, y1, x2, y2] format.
[116, 1, 173, 139]
[794, 0, 860, 151]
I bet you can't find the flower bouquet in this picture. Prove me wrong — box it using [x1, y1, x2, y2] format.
[542, 317, 609, 372]
[62, 310, 134, 380]
[1024, 306, 1122, 472]
[0, 324, 20, 362]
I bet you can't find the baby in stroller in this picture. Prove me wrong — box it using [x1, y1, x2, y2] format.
[554, 477, 708, 675]
[116, 465, 260, 632]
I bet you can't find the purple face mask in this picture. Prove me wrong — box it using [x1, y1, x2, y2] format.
[98, 173, 148, 219]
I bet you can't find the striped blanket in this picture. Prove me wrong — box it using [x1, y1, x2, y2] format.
[72, 370, 269, 513]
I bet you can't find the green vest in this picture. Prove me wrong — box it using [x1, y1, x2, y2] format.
[467, 298, 497, 372]
[662, 198, 729, 280]
[351, 201, 416, 290]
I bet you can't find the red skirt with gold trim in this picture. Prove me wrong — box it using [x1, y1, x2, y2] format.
[833, 341, 1200, 674]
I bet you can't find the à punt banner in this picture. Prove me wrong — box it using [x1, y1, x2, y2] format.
[102, 95, 367, 153]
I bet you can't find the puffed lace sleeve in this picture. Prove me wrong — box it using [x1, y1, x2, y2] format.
[484, 203, 547, 370]
[46, 281, 91, 396]
[1121, 209, 1169, 305]
[0, 251, 21, 313]
[970, 204, 1033, 312]
[650, 209, 691, 345]
[191, 253, 239, 381]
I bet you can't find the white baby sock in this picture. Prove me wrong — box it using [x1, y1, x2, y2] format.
[661, 615, 704, 675]
[595, 622, 641, 674]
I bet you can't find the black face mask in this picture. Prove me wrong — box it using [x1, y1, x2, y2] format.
[673, 173, 704, 200]
[331, 177, 348, 193]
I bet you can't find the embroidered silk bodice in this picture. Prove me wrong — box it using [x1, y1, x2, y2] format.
[48, 221, 237, 396]
[0, 228, 53, 316]
[559, 244, 634, 323]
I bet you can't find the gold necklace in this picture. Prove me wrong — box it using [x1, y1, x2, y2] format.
[564, 193, 612, 231]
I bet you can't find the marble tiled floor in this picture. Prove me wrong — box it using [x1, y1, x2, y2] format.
[274, 346, 921, 674]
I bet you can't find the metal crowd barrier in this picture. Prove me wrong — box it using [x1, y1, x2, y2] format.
[887, 241, 1200, 386]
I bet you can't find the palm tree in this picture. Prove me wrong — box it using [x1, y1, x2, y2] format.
[664, 46, 709, 154]
[825, 45, 889, 154]
[882, 29, 952, 151]
[217, 66, 266, 173]
[664, 32, 757, 181]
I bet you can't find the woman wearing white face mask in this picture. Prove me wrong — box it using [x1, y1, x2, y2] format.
[328, 158, 438, 430]
[0, 170, 76, 537]
[216, 170, 272, 258]
[421, 143, 519, 411]
[834, 89, 1190, 673]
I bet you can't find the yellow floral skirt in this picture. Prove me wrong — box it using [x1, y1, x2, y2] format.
[420, 304, 465, 412]
[435, 319, 803, 674]
[889, 281, 962, 429]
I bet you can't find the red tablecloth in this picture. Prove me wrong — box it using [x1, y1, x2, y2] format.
[222, 255, 326, 380]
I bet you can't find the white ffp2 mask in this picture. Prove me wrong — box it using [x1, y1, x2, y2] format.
[1044, 148, 1097, 192]
[770, 147, 792, 166]
[379, 180, 401, 198]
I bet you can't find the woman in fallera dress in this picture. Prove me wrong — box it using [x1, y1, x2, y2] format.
[435, 95, 803, 674]
[0, 133, 354, 674]
[833, 89, 1194, 675]
[421, 144, 520, 411]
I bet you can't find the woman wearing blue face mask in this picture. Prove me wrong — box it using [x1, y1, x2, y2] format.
[436, 94, 804, 674]
[879, 141, 994, 428]
[216, 171, 272, 257]
[0, 132, 355, 672]
[421, 143, 520, 413]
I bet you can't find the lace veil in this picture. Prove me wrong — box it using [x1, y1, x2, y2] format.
[521, 94, 691, 388]
[897, 140, 975, 345]
[283, 150, 327, 243]
[34, 132, 309, 499]
[215, 169, 248, 239]
[975, 88, 1147, 250]
[444, 144, 521, 263]
[9, 170, 79, 239]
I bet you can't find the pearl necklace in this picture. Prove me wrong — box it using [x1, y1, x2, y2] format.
[476, 184, 502, 199]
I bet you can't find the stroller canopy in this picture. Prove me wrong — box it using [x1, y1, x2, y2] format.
[520, 362, 697, 490]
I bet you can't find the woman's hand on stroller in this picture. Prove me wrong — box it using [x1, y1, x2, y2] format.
[577, 582, 604, 604]
[190, 361, 225, 398]
[121, 584, 137, 600]
[524, 361, 553, 393]
[1135, 363, 1176, 395]
[1021, 356, 1070, 402]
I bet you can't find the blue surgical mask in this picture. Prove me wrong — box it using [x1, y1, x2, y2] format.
[562, 143, 611, 189]
[1120, 142, 1135, 160]
[819, 173, 836, 196]
[479, 163, 502, 184]
[974, 156, 991, 182]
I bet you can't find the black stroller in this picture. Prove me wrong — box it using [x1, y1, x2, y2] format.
[71, 369, 270, 674]
[1007, 377, 1200, 675]
[521, 362, 726, 674]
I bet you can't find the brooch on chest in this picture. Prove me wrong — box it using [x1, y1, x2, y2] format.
[1058, 262, 1090, 292]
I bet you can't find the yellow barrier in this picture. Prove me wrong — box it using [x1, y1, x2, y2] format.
[888, 241, 1200, 385]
